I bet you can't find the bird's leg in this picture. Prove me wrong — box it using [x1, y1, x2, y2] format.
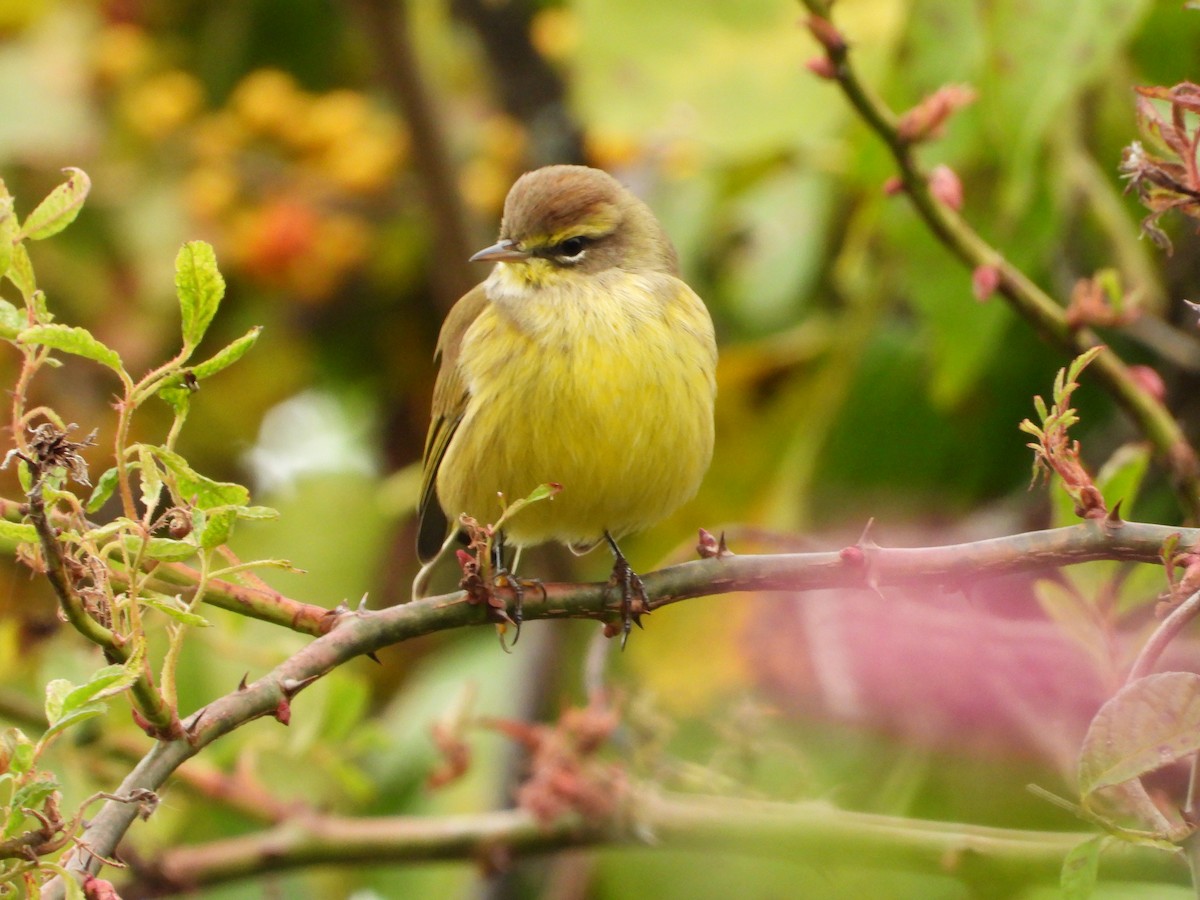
[603, 531, 647, 649]
[488, 535, 542, 646]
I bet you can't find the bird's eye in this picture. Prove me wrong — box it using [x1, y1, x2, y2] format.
[556, 236, 588, 260]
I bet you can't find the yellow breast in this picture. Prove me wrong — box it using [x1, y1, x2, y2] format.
[437, 266, 716, 550]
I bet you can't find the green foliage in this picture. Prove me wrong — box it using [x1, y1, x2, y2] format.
[0, 171, 271, 885]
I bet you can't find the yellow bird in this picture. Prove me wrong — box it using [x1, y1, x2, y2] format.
[417, 165, 717, 641]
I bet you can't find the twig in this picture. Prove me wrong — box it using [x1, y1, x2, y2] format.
[798, 0, 1200, 521]
[130, 789, 1183, 893]
[1127, 588, 1200, 683]
[46, 518, 1200, 892]
[26, 481, 181, 738]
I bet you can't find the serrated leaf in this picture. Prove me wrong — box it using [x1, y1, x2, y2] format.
[11, 778, 59, 815]
[2, 728, 34, 777]
[175, 240, 225, 351]
[19, 168, 90, 241]
[44, 679, 72, 725]
[61, 663, 136, 713]
[1060, 836, 1103, 899]
[123, 534, 197, 562]
[40, 703, 105, 744]
[192, 325, 261, 379]
[198, 507, 237, 548]
[137, 445, 163, 518]
[6, 242, 35, 301]
[0, 518, 37, 546]
[155, 447, 249, 509]
[86, 466, 120, 513]
[0, 298, 23, 340]
[0, 196, 15, 280]
[19, 324, 124, 375]
[157, 382, 192, 417]
[141, 594, 210, 627]
[1079, 672, 1200, 796]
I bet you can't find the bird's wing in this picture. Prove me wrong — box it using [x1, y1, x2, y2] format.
[417, 284, 490, 562]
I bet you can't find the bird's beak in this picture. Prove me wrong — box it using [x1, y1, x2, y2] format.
[469, 239, 530, 263]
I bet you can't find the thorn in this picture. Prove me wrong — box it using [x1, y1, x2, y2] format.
[333, 599, 350, 615]
[856, 517, 877, 547]
[1106, 499, 1125, 527]
[357, 593, 371, 612]
[365, 651, 382, 664]
[185, 709, 207, 745]
[238, 673, 249, 691]
[280, 674, 320, 698]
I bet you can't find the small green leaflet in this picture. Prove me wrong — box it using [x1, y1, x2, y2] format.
[1060, 835, 1103, 899]
[19, 168, 91, 241]
[0, 195, 15, 280]
[6, 242, 35, 301]
[18, 324, 124, 375]
[141, 593, 210, 627]
[0, 518, 37, 545]
[192, 325, 261, 379]
[154, 446, 250, 509]
[123, 534, 198, 562]
[175, 240, 226, 352]
[0, 298, 24, 339]
[86, 466, 120, 513]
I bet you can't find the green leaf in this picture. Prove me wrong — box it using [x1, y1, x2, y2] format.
[157, 382, 192, 417]
[43, 679, 72, 725]
[0, 298, 23, 340]
[1060, 836, 1104, 900]
[237, 505, 279, 520]
[192, 325, 262, 379]
[1096, 443, 1151, 518]
[141, 593, 210, 627]
[175, 240, 225, 351]
[198, 507, 237, 548]
[137, 445, 163, 518]
[2, 728, 34, 777]
[61, 663, 137, 712]
[155, 447, 249, 509]
[1079, 672, 1200, 796]
[0, 518, 37, 546]
[19, 168, 90, 241]
[0, 195, 15, 281]
[123, 534, 198, 562]
[10, 779, 59, 817]
[6, 242, 35, 302]
[19, 324, 124, 375]
[86, 467, 120, 513]
[40, 704, 105, 744]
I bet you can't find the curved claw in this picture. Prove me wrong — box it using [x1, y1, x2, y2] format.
[604, 532, 649, 649]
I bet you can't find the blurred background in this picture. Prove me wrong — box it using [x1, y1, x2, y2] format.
[2, 0, 1200, 896]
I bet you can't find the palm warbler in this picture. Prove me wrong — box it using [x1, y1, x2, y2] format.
[417, 165, 717, 640]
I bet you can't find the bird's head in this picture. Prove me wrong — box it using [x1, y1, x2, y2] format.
[470, 165, 679, 287]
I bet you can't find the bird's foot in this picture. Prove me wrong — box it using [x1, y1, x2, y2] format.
[603, 540, 649, 650]
[457, 550, 543, 648]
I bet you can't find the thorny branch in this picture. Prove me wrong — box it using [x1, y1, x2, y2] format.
[46, 519, 1200, 892]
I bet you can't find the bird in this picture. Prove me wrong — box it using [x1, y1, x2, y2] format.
[416, 164, 717, 643]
